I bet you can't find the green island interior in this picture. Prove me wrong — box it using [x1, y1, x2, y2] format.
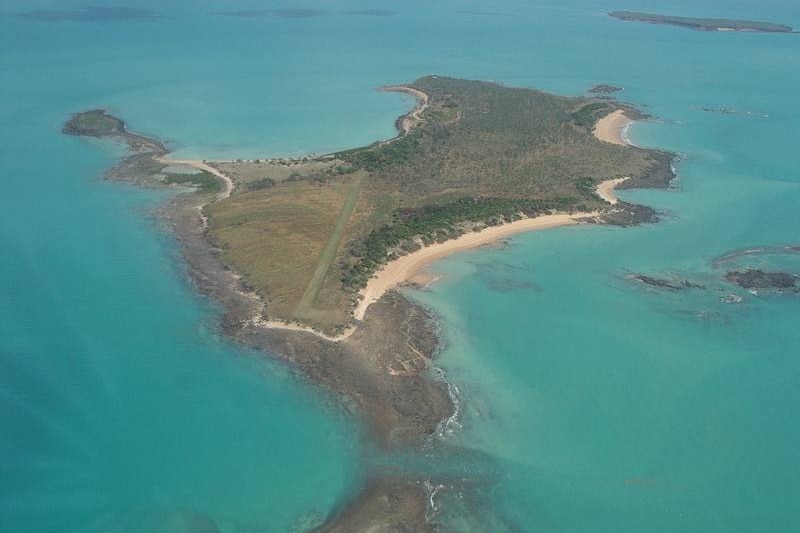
[203, 76, 668, 333]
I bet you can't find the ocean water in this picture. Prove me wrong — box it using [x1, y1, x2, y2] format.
[2, 0, 799, 531]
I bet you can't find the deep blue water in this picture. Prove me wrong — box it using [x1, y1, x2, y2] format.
[2, 0, 799, 531]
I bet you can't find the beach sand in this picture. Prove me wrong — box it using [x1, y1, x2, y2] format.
[596, 177, 629, 204]
[593, 109, 633, 146]
[354, 212, 598, 320]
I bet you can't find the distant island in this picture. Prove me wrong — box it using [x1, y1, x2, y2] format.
[64, 76, 674, 531]
[609, 11, 796, 33]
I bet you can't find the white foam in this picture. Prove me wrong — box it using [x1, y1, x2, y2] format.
[433, 366, 463, 439]
[621, 121, 639, 148]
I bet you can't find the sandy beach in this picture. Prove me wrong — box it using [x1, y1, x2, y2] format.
[254, 317, 356, 342]
[354, 212, 597, 320]
[593, 109, 633, 146]
[596, 177, 629, 204]
[352, 170, 632, 322]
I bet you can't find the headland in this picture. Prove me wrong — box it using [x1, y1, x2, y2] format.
[64, 76, 674, 531]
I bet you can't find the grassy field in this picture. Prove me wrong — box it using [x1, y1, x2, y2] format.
[206, 76, 668, 333]
[211, 158, 346, 189]
[207, 175, 368, 330]
[295, 172, 365, 320]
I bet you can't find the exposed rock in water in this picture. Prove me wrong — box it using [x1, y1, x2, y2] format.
[617, 151, 676, 190]
[589, 84, 623, 94]
[699, 106, 769, 119]
[725, 269, 798, 290]
[315, 478, 433, 533]
[720, 294, 743, 304]
[602, 202, 659, 226]
[631, 274, 705, 290]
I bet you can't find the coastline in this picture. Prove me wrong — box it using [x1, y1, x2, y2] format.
[154, 156, 234, 199]
[63, 86, 668, 532]
[593, 109, 634, 146]
[351, 109, 642, 320]
[381, 85, 430, 137]
[354, 211, 599, 320]
[596, 177, 629, 205]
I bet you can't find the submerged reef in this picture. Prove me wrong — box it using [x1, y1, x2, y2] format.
[630, 274, 705, 290]
[725, 269, 798, 290]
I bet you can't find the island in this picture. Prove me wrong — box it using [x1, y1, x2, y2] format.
[64, 76, 674, 531]
[609, 11, 796, 33]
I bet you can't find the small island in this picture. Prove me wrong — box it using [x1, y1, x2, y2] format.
[609, 11, 796, 33]
[64, 76, 675, 531]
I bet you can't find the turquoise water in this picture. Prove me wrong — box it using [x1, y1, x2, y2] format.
[2, 0, 799, 531]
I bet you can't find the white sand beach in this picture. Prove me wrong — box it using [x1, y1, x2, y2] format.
[593, 109, 633, 146]
[354, 212, 598, 320]
[596, 177, 629, 204]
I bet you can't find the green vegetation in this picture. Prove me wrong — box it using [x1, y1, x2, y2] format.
[341, 196, 572, 289]
[163, 171, 221, 193]
[339, 135, 422, 172]
[609, 11, 795, 33]
[246, 177, 276, 191]
[572, 102, 613, 129]
[212, 158, 341, 188]
[207, 175, 368, 331]
[206, 76, 669, 332]
[337, 77, 649, 199]
[63, 109, 126, 137]
[64, 109, 165, 154]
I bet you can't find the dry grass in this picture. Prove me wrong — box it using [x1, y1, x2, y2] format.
[205, 77, 669, 332]
[211, 158, 348, 188]
[207, 174, 367, 332]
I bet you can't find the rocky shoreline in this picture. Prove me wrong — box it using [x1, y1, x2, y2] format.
[64, 108, 454, 531]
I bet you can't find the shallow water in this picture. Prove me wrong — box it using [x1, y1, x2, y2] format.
[2, 0, 799, 531]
